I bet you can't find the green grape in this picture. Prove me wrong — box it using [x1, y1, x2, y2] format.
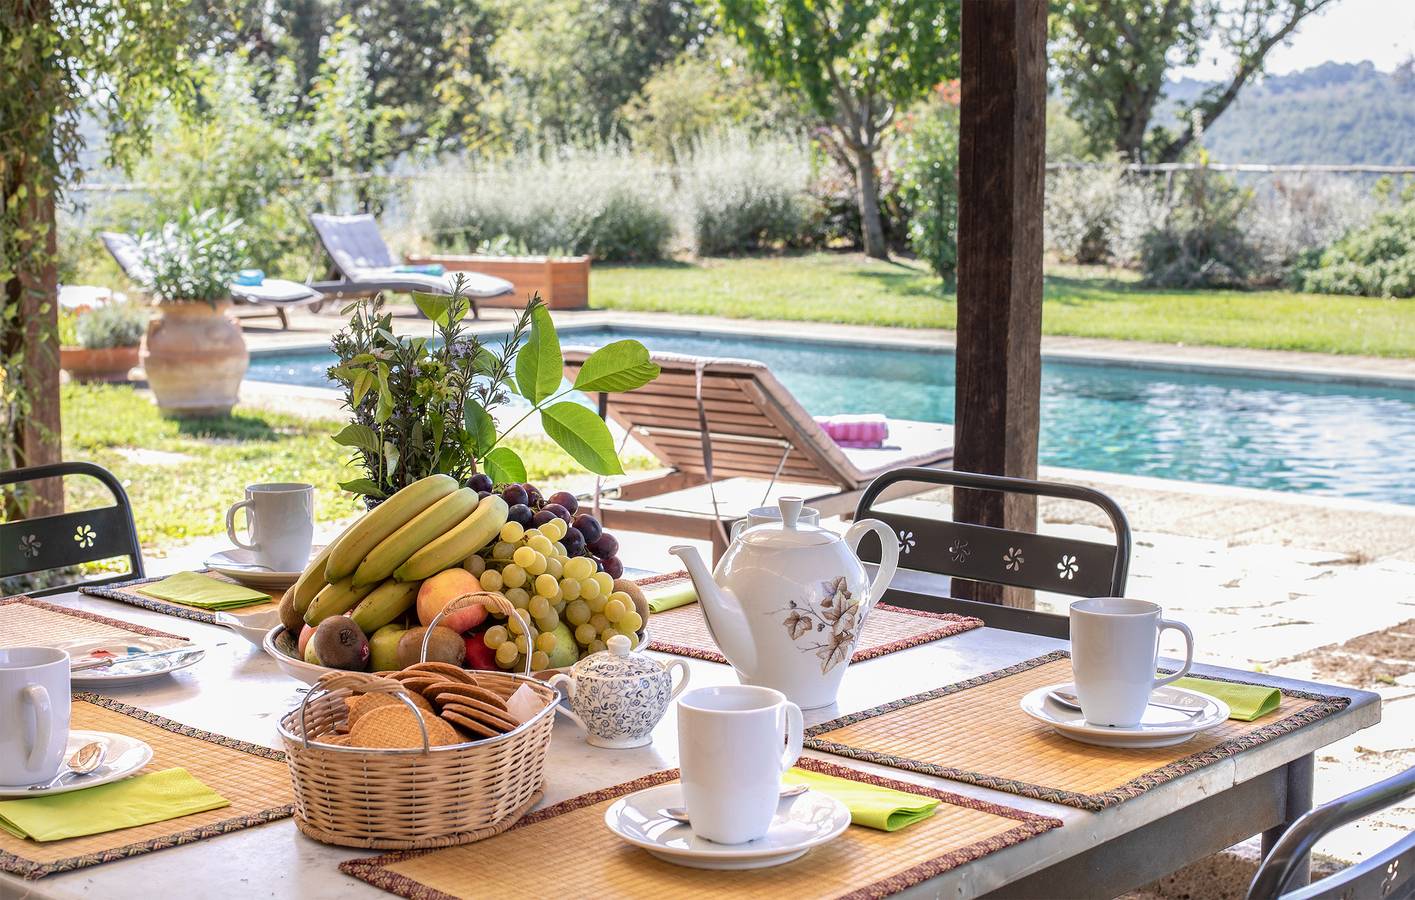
[530, 650, 550, 670]
[535, 614, 559, 634]
[553, 598, 567, 614]
[541, 519, 565, 540]
[559, 577, 581, 601]
[527, 534, 554, 556]
[528, 595, 552, 619]
[465, 554, 487, 576]
[574, 623, 597, 645]
[505, 587, 530, 608]
[587, 639, 607, 654]
[566, 599, 591, 626]
[604, 598, 626, 623]
[589, 613, 609, 631]
[592, 572, 614, 595]
[534, 573, 560, 599]
[499, 521, 525, 543]
[482, 625, 509, 649]
[585, 592, 607, 614]
[506, 611, 526, 635]
[544, 556, 564, 579]
[535, 632, 557, 653]
[512, 545, 538, 568]
[502, 564, 527, 589]
[514, 634, 530, 654]
[492, 541, 516, 560]
[599, 626, 617, 643]
[525, 552, 548, 576]
[579, 578, 601, 601]
[478, 568, 504, 592]
[564, 557, 595, 581]
[619, 610, 643, 633]
[495, 642, 518, 667]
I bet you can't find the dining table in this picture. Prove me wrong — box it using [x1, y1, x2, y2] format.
[0, 584, 1381, 900]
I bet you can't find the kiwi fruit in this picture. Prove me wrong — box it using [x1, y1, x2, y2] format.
[612, 579, 649, 628]
[396, 625, 466, 669]
[278, 588, 304, 634]
[310, 615, 371, 671]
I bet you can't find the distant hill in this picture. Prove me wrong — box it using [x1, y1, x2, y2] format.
[1163, 61, 1415, 165]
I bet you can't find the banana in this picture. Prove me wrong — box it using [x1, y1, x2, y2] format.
[290, 527, 349, 616]
[353, 487, 481, 586]
[325, 474, 459, 582]
[304, 577, 379, 626]
[350, 578, 421, 634]
[395, 494, 509, 582]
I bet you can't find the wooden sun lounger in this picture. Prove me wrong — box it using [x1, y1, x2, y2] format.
[564, 349, 955, 559]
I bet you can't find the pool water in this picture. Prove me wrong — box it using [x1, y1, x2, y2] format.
[248, 326, 1415, 505]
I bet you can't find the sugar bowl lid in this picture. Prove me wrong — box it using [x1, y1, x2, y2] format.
[572, 634, 662, 681]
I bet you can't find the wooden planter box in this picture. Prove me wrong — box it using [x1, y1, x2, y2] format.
[60, 345, 140, 383]
[406, 255, 591, 310]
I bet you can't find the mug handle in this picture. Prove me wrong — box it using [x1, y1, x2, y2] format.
[665, 660, 691, 702]
[779, 701, 803, 772]
[225, 499, 257, 552]
[844, 518, 900, 615]
[23, 685, 51, 771]
[545, 674, 589, 732]
[1153, 619, 1195, 690]
[730, 519, 747, 541]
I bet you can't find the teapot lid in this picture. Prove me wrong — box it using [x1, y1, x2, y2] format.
[572, 634, 663, 680]
[737, 497, 838, 548]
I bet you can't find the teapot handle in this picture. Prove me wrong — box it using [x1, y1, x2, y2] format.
[546, 673, 589, 732]
[665, 659, 691, 702]
[844, 518, 900, 614]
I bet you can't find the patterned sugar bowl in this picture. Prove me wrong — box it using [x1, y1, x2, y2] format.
[547, 635, 690, 748]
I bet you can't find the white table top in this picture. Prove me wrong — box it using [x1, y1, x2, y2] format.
[2, 590, 1380, 900]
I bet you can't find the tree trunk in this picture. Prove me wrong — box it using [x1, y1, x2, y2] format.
[853, 144, 889, 260]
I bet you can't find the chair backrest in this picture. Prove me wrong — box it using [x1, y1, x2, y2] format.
[98, 231, 154, 286]
[0, 462, 145, 596]
[309, 213, 396, 277]
[854, 467, 1131, 637]
[1248, 766, 1415, 900]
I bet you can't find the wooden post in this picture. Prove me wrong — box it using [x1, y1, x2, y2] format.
[952, 0, 1046, 608]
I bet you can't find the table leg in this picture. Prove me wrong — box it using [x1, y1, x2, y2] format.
[1261, 753, 1315, 887]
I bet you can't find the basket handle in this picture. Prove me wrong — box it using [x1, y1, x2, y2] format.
[298, 670, 436, 753]
[424, 591, 532, 676]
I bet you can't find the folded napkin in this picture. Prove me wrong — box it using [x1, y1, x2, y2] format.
[137, 571, 270, 610]
[394, 263, 446, 276]
[0, 767, 229, 842]
[783, 767, 938, 832]
[1172, 676, 1281, 722]
[646, 580, 698, 614]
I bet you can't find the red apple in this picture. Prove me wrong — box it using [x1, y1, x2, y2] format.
[463, 631, 498, 670]
[297, 624, 316, 658]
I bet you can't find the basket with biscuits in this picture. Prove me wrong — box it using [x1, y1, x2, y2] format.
[277, 593, 559, 849]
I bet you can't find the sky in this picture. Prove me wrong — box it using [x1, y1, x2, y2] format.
[1173, 0, 1415, 81]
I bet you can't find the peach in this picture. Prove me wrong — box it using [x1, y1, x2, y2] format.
[417, 568, 487, 632]
[297, 623, 316, 658]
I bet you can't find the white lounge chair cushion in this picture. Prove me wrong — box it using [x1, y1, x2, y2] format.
[352, 267, 515, 298]
[229, 279, 320, 304]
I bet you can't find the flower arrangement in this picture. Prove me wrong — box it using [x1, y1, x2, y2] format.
[136, 207, 247, 304]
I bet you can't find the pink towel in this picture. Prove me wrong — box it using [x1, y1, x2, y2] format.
[815, 414, 889, 449]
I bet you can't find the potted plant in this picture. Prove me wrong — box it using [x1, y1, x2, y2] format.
[135, 208, 249, 416]
[59, 301, 149, 382]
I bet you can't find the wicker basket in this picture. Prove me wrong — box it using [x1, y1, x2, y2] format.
[276, 593, 559, 849]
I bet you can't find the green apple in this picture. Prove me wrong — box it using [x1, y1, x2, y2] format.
[303, 642, 323, 666]
[370, 623, 409, 673]
[546, 622, 579, 669]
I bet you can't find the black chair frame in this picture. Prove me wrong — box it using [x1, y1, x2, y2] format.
[854, 467, 1132, 638]
[0, 461, 145, 596]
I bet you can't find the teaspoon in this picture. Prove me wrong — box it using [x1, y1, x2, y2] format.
[30, 741, 106, 791]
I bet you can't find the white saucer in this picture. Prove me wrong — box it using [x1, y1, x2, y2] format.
[604, 782, 850, 870]
[0, 730, 153, 797]
[203, 546, 323, 592]
[57, 636, 206, 687]
[1020, 682, 1229, 748]
[213, 608, 281, 646]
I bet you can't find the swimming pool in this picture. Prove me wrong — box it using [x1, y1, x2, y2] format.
[247, 326, 1415, 505]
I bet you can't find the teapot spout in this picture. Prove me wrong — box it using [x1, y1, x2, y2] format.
[669, 544, 757, 675]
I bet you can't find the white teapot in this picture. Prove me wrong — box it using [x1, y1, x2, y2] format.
[671, 498, 899, 709]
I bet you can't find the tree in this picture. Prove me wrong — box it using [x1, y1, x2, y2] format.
[713, 0, 960, 259]
[1051, 0, 1335, 162]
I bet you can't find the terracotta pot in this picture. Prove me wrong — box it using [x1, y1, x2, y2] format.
[60, 345, 140, 383]
[141, 301, 249, 417]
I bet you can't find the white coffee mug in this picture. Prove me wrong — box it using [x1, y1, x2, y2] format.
[729, 501, 821, 540]
[0, 647, 72, 786]
[677, 685, 803, 844]
[225, 482, 314, 572]
[1070, 597, 1195, 728]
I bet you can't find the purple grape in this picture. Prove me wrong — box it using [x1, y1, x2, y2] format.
[522, 484, 543, 508]
[507, 503, 534, 527]
[469, 473, 493, 492]
[531, 508, 558, 527]
[502, 484, 529, 506]
[600, 555, 624, 579]
[542, 502, 571, 523]
[572, 514, 602, 545]
[589, 532, 619, 559]
[548, 491, 578, 515]
[476, 490, 491, 500]
[561, 526, 585, 556]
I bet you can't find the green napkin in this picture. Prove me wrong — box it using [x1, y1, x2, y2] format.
[137, 571, 270, 610]
[647, 581, 698, 614]
[783, 767, 938, 832]
[1172, 676, 1281, 722]
[0, 767, 229, 842]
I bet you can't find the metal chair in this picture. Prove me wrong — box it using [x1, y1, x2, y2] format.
[854, 467, 1131, 638]
[0, 462, 144, 596]
[1247, 766, 1415, 900]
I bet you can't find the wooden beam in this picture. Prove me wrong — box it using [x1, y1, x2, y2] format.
[953, 0, 1047, 608]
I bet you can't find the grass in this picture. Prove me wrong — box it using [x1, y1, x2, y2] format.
[591, 253, 1415, 358]
[62, 383, 646, 549]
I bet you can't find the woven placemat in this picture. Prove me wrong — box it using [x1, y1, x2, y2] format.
[806, 651, 1350, 811]
[340, 757, 1060, 899]
[0, 695, 293, 879]
[80, 573, 277, 625]
[0, 596, 189, 651]
[640, 574, 981, 665]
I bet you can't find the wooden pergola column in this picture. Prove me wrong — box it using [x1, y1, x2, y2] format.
[952, 0, 1047, 608]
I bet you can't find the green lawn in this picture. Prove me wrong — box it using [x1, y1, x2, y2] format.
[591, 254, 1415, 358]
[62, 384, 644, 548]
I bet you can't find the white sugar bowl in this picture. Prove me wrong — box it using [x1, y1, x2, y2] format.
[547, 635, 690, 748]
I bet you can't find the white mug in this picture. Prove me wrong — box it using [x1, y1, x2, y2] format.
[0, 647, 71, 786]
[729, 501, 821, 540]
[226, 482, 314, 572]
[677, 684, 803, 844]
[1070, 597, 1195, 728]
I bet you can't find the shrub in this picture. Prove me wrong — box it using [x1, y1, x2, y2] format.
[136, 208, 248, 304]
[1045, 163, 1165, 266]
[76, 302, 149, 349]
[1140, 170, 1260, 289]
[676, 129, 816, 255]
[1296, 199, 1415, 298]
[895, 103, 960, 280]
[1245, 176, 1383, 284]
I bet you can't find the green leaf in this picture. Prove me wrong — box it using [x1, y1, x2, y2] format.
[540, 401, 624, 476]
[338, 478, 386, 498]
[464, 400, 496, 456]
[352, 369, 375, 407]
[375, 363, 394, 424]
[483, 446, 527, 486]
[331, 423, 380, 455]
[383, 440, 401, 476]
[514, 305, 562, 405]
[572, 340, 661, 393]
[412, 292, 452, 325]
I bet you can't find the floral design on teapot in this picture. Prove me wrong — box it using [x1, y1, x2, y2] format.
[774, 576, 862, 674]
